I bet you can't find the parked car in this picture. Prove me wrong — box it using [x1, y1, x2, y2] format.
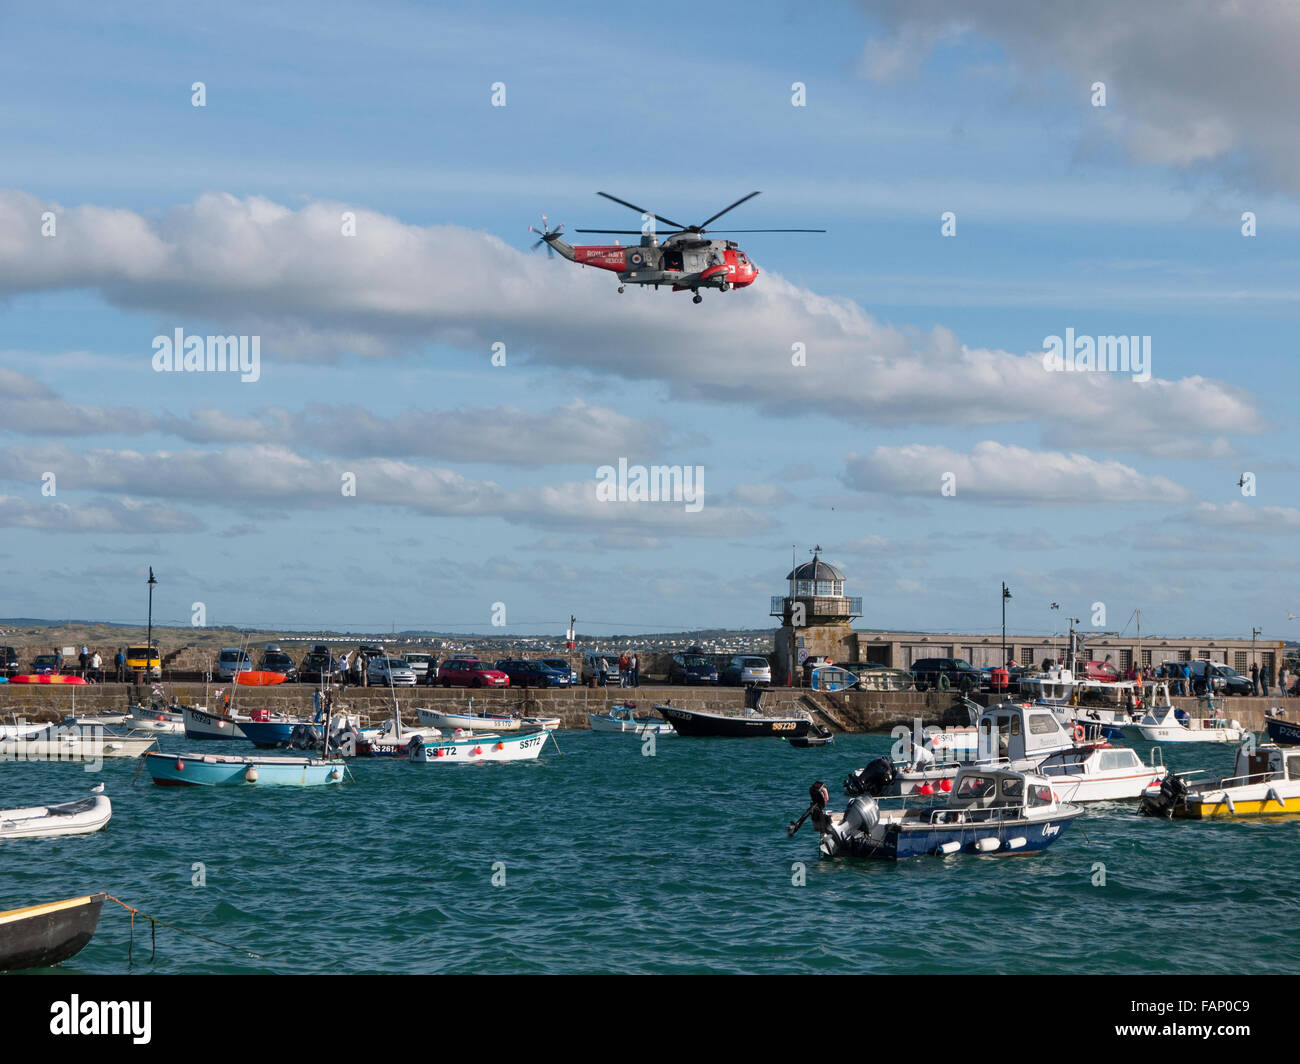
[214, 648, 253, 681]
[258, 646, 298, 683]
[437, 659, 509, 688]
[720, 655, 772, 687]
[31, 653, 60, 676]
[0, 646, 19, 678]
[909, 658, 982, 692]
[404, 652, 436, 683]
[667, 653, 719, 685]
[581, 652, 621, 686]
[1188, 660, 1253, 696]
[367, 656, 417, 686]
[494, 659, 571, 688]
[299, 648, 343, 684]
[539, 657, 578, 685]
[125, 645, 162, 679]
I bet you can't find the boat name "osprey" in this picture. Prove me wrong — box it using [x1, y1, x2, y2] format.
[49, 995, 151, 1044]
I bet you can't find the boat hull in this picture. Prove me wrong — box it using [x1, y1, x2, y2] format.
[828, 810, 1081, 860]
[660, 705, 810, 738]
[1265, 717, 1300, 746]
[416, 709, 521, 732]
[237, 719, 313, 748]
[144, 752, 345, 786]
[588, 713, 674, 735]
[0, 733, 157, 761]
[408, 730, 548, 763]
[1178, 785, 1300, 819]
[0, 894, 106, 972]
[181, 706, 248, 740]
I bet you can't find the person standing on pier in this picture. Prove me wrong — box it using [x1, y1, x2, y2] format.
[1251, 661, 1260, 696]
[115, 648, 126, 682]
[1180, 662, 1191, 697]
[598, 656, 609, 687]
[1281, 666, 1291, 698]
[618, 651, 629, 688]
[629, 651, 640, 688]
[1262, 663, 1272, 697]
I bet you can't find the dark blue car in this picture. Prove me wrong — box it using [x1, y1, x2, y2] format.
[668, 653, 718, 685]
[493, 659, 571, 688]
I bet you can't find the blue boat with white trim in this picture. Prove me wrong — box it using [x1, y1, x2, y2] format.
[807, 766, 1082, 861]
[144, 751, 348, 787]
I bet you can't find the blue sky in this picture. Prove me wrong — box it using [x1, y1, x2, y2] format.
[1, 0, 1297, 641]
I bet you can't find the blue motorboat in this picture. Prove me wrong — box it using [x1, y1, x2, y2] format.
[1265, 715, 1300, 746]
[809, 766, 1082, 860]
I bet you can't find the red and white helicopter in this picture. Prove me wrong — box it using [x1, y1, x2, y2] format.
[529, 191, 824, 303]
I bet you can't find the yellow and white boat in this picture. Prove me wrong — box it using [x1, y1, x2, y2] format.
[1142, 742, 1300, 819]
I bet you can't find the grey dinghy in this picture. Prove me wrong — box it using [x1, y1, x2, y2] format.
[0, 785, 112, 839]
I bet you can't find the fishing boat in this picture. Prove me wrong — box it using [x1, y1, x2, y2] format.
[181, 704, 249, 740]
[407, 729, 551, 763]
[806, 766, 1083, 860]
[415, 707, 521, 732]
[659, 704, 812, 738]
[0, 893, 106, 972]
[0, 724, 157, 761]
[143, 751, 347, 786]
[588, 704, 675, 735]
[1264, 713, 1300, 746]
[1142, 743, 1300, 819]
[0, 785, 112, 839]
[1121, 701, 1243, 744]
[1036, 744, 1166, 802]
[128, 696, 186, 734]
[519, 715, 561, 731]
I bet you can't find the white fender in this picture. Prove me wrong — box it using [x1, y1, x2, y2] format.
[974, 837, 1001, 852]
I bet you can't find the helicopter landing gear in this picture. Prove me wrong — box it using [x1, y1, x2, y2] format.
[719, 281, 730, 292]
[692, 292, 702, 304]
[617, 286, 625, 294]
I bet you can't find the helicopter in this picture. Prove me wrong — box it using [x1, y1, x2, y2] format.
[529, 191, 824, 304]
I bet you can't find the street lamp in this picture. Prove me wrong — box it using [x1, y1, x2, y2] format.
[1001, 583, 1012, 665]
[146, 567, 157, 672]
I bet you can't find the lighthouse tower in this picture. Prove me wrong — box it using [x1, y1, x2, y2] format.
[771, 547, 861, 684]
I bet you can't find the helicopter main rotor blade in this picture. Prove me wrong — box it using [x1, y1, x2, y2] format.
[703, 228, 827, 233]
[697, 190, 762, 230]
[573, 228, 686, 236]
[595, 192, 688, 231]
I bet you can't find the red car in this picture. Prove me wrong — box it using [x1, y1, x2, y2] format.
[1079, 660, 1120, 682]
[437, 659, 510, 688]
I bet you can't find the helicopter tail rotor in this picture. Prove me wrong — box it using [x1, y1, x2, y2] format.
[528, 214, 565, 256]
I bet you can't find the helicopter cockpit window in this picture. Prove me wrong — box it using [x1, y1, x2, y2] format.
[738, 254, 749, 265]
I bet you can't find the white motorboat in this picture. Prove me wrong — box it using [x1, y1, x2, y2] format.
[519, 716, 561, 731]
[129, 700, 186, 734]
[588, 705, 675, 735]
[1122, 700, 1244, 744]
[0, 720, 52, 740]
[1143, 743, 1300, 819]
[0, 724, 158, 761]
[1036, 744, 1166, 803]
[416, 708, 521, 732]
[0, 785, 112, 839]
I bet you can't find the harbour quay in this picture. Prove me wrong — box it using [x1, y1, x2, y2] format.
[0, 681, 1286, 735]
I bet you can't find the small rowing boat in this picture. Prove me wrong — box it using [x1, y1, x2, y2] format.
[0, 893, 106, 972]
[416, 707, 521, 732]
[144, 751, 347, 786]
[588, 704, 674, 735]
[181, 704, 248, 740]
[0, 785, 111, 839]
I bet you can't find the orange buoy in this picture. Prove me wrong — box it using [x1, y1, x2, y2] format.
[473, 746, 483, 756]
[495, 742, 504, 751]
[157, 714, 166, 722]
[175, 759, 185, 771]
[918, 783, 934, 796]
[939, 778, 952, 792]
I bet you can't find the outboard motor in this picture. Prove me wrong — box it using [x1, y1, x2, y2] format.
[844, 756, 895, 797]
[1140, 771, 1187, 818]
[288, 723, 319, 750]
[819, 795, 881, 857]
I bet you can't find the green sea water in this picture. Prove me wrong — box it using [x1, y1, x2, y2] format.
[3, 731, 1298, 974]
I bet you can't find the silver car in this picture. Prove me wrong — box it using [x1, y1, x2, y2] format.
[215, 648, 253, 681]
[367, 656, 417, 686]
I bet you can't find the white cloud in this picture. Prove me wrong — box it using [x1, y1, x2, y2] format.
[843, 441, 1194, 504]
[0, 494, 203, 533]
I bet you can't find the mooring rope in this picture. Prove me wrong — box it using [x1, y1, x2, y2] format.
[105, 895, 264, 963]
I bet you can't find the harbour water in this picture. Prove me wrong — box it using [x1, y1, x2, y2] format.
[3, 732, 1298, 974]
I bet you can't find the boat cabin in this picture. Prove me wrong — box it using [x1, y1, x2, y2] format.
[975, 703, 1075, 762]
[945, 768, 1060, 812]
[1233, 743, 1300, 783]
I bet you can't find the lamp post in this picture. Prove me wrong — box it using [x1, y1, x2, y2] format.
[146, 567, 157, 673]
[1001, 583, 1012, 666]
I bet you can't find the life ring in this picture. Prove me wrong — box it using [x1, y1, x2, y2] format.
[1071, 724, 1085, 742]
